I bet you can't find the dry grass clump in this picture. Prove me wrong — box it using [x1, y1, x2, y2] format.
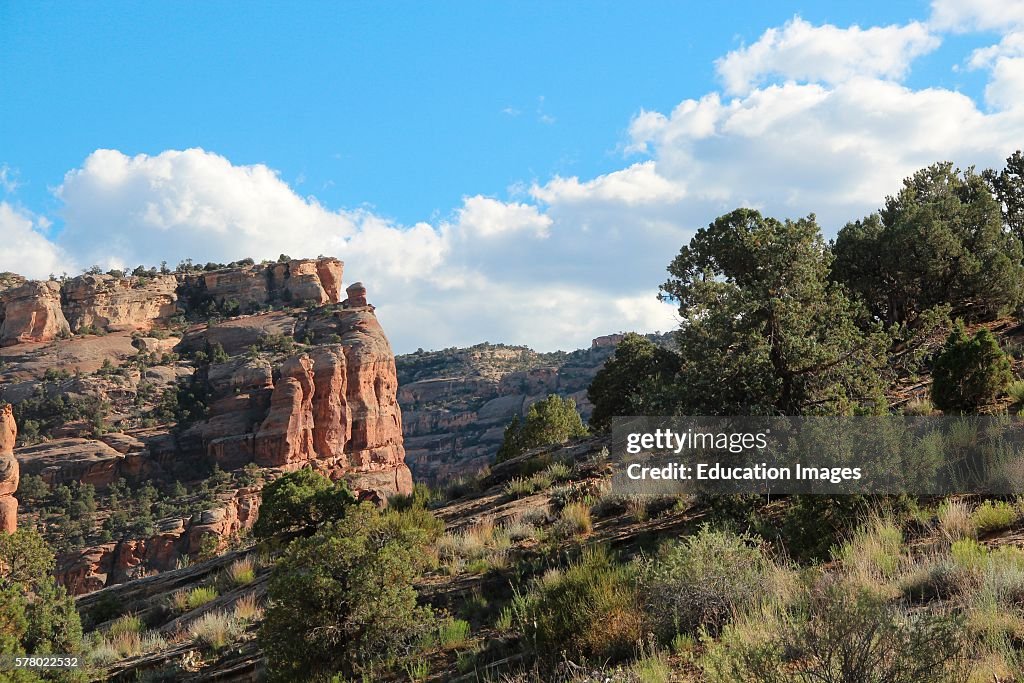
[436, 519, 514, 575]
[902, 397, 936, 415]
[938, 499, 975, 542]
[553, 502, 593, 538]
[88, 615, 167, 665]
[833, 515, 904, 591]
[190, 610, 238, 650]
[232, 593, 263, 622]
[227, 556, 256, 586]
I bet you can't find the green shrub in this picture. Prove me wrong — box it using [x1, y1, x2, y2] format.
[951, 538, 990, 571]
[260, 504, 437, 681]
[496, 395, 588, 462]
[389, 482, 440, 511]
[971, 500, 1019, 533]
[184, 586, 218, 611]
[253, 468, 355, 541]
[932, 322, 1012, 412]
[644, 528, 772, 639]
[703, 582, 968, 683]
[1007, 379, 1024, 405]
[510, 547, 645, 669]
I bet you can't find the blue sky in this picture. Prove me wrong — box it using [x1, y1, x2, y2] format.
[2, 1, 1024, 352]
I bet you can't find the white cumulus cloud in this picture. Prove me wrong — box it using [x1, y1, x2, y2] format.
[716, 18, 939, 96]
[13, 9, 1024, 353]
[0, 203, 71, 280]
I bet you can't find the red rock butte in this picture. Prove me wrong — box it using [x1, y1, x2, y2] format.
[0, 257, 412, 591]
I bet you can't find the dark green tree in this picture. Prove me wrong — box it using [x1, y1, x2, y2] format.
[0, 530, 82, 665]
[587, 333, 680, 431]
[253, 468, 356, 542]
[260, 505, 436, 681]
[660, 208, 889, 416]
[833, 162, 1024, 325]
[496, 395, 588, 462]
[931, 321, 1012, 413]
[986, 150, 1024, 246]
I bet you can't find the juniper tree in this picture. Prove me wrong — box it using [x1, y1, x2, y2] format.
[660, 208, 889, 416]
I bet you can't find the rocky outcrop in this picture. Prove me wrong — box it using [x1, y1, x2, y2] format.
[316, 258, 344, 303]
[57, 487, 261, 594]
[253, 356, 316, 466]
[171, 283, 409, 496]
[342, 282, 367, 308]
[309, 345, 350, 462]
[0, 404, 19, 533]
[17, 438, 126, 488]
[62, 274, 179, 333]
[0, 280, 70, 346]
[190, 257, 345, 313]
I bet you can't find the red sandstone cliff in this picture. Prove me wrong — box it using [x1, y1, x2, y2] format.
[0, 404, 19, 533]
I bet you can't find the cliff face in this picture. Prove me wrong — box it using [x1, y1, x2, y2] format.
[62, 273, 179, 333]
[0, 280, 70, 346]
[195, 299, 410, 496]
[0, 405, 18, 533]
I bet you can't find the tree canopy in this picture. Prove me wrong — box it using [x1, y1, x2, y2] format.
[587, 333, 680, 431]
[659, 208, 889, 416]
[833, 162, 1024, 326]
[252, 468, 355, 542]
[496, 395, 588, 462]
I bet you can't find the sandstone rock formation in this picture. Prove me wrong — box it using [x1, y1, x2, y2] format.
[0, 257, 344, 350]
[0, 280, 70, 346]
[0, 256, 414, 595]
[0, 404, 19, 533]
[254, 355, 316, 467]
[57, 486, 261, 594]
[342, 281, 368, 308]
[190, 257, 344, 312]
[17, 438, 126, 488]
[62, 273, 179, 332]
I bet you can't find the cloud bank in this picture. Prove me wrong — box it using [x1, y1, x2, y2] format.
[5, 1, 1024, 353]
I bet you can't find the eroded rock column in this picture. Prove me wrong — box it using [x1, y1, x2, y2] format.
[0, 404, 19, 533]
